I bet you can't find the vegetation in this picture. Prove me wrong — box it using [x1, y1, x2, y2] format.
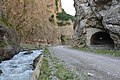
[38, 58, 51, 80]
[72, 46, 120, 57]
[0, 40, 5, 47]
[55, 0, 59, 11]
[56, 9, 74, 22]
[0, 16, 12, 27]
[55, 63, 79, 80]
[38, 48, 80, 80]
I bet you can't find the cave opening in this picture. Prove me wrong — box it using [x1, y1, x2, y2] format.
[90, 32, 114, 49]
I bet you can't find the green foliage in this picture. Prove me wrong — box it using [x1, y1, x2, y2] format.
[94, 49, 120, 57]
[56, 9, 74, 22]
[0, 16, 11, 27]
[38, 58, 51, 80]
[0, 40, 5, 47]
[50, 51, 80, 80]
[55, 62, 79, 80]
[55, 0, 59, 11]
[44, 47, 49, 55]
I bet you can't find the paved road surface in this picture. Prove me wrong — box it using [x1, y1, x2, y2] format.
[49, 45, 120, 80]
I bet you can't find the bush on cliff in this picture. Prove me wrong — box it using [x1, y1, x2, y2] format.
[56, 9, 74, 22]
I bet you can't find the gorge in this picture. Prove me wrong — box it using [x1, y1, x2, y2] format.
[0, 0, 120, 80]
[0, 0, 74, 61]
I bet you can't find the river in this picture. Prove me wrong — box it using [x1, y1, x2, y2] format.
[0, 50, 43, 80]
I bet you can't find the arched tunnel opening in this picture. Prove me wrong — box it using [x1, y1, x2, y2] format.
[90, 32, 114, 49]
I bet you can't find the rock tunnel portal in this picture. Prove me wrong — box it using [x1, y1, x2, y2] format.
[90, 32, 114, 49]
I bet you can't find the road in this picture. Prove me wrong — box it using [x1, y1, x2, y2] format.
[49, 45, 120, 80]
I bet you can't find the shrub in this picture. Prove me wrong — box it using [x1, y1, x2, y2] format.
[55, 0, 59, 11]
[56, 9, 74, 22]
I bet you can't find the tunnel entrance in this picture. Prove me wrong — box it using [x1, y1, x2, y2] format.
[90, 32, 114, 49]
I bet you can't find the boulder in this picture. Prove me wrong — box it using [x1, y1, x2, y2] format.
[23, 50, 33, 55]
[0, 25, 20, 62]
[0, 69, 2, 75]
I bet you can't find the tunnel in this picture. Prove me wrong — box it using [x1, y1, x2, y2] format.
[90, 32, 114, 49]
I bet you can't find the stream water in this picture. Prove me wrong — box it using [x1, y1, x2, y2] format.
[0, 50, 43, 80]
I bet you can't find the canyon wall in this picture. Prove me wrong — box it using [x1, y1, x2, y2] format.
[0, 0, 62, 45]
[73, 0, 120, 49]
[0, 0, 62, 61]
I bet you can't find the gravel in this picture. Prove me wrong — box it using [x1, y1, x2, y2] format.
[49, 45, 120, 80]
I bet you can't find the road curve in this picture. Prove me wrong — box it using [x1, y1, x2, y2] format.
[49, 45, 120, 80]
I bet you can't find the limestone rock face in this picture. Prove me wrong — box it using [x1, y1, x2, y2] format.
[0, 0, 63, 61]
[74, 0, 120, 49]
[0, 0, 62, 45]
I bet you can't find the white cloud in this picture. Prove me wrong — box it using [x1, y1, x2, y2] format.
[61, 0, 75, 16]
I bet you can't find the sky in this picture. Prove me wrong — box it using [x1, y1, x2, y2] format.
[61, 0, 75, 16]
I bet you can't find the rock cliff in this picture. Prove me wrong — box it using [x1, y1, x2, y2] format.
[0, 0, 62, 61]
[73, 0, 120, 49]
[0, 25, 20, 62]
[0, 0, 62, 45]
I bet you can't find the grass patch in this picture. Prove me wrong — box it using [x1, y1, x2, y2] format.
[0, 40, 5, 47]
[0, 16, 11, 27]
[38, 58, 51, 80]
[94, 49, 120, 57]
[55, 0, 59, 11]
[44, 47, 49, 55]
[38, 48, 80, 80]
[72, 46, 120, 57]
[55, 63, 79, 80]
